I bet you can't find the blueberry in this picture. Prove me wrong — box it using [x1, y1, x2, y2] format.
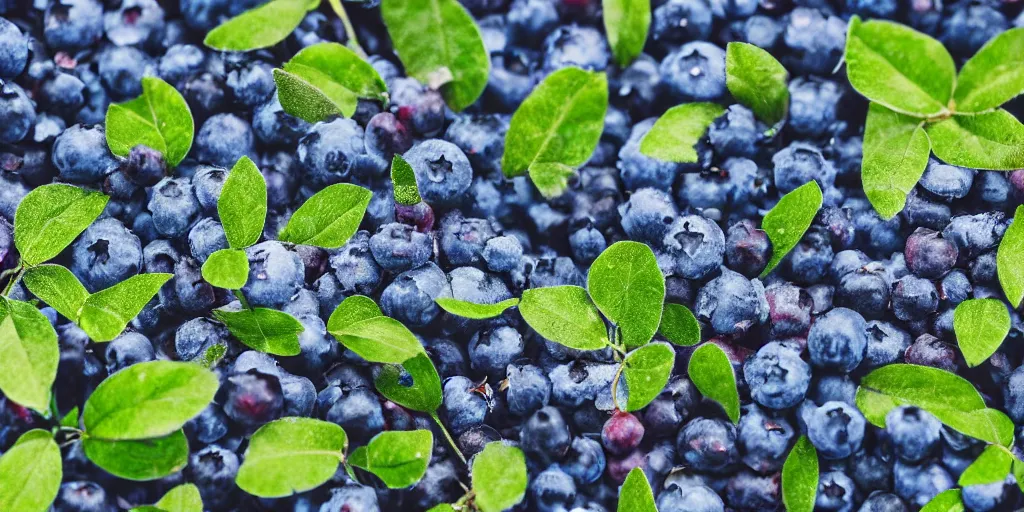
[657, 484, 725, 512]
[891, 275, 939, 322]
[329, 231, 383, 296]
[0, 17, 27, 78]
[242, 241, 304, 308]
[695, 267, 768, 335]
[320, 484, 381, 512]
[369, 222, 433, 272]
[121, 145, 168, 186]
[708, 106, 760, 159]
[772, 141, 837, 194]
[665, 215, 726, 280]
[765, 282, 813, 339]
[782, 8, 846, 75]
[530, 466, 577, 512]
[104, 332, 154, 374]
[187, 218, 227, 263]
[660, 41, 727, 101]
[52, 124, 118, 183]
[188, 444, 240, 510]
[725, 219, 770, 277]
[961, 480, 1010, 512]
[521, 405, 572, 464]
[905, 333, 959, 373]
[744, 341, 811, 409]
[321, 386, 385, 443]
[619, 118, 683, 190]
[788, 77, 842, 136]
[807, 307, 867, 372]
[568, 219, 606, 264]
[482, 235, 523, 273]
[864, 321, 912, 370]
[784, 229, 834, 286]
[404, 139, 473, 206]
[806, 401, 865, 459]
[104, 0, 165, 47]
[148, 177, 200, 238]
[252, 95, 312, 147]
[542, 24, 610, 72]
[55, 481, 111, 512]
[742, 15, 783, 48]
[468, 326, 523, 381]
[893, 461, 954, 508]
[442, 375, 488, 436]
[858, 493, 906, 512]
[886, 406, 942, 463]
[558, 436, 605, 485]
[652, 0, 714, 45]
[44, 0, 104, 51]
[187, 404, 229, 446]
[941, 1, 1006, 56]
[920, 159, 974, 200]
[816, 470, 857, 512]
[389, 77, 446, 138]
[98, 46, 154, 100]
[220, 369, 283, 429]
[678, 417, 739, 472]
[364, 111, 412, 161]
[380, 262, 451, 327]
[737, 404, 794, 473]
[942, 212, 1006, 264]
[444, 113, 507, 177]
[449, 266, 513, 307]
[195, 113, 254, 168]
[71, 217, 143, 292]
[225, 58, 275, 107]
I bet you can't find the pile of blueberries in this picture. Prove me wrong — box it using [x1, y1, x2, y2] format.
[4, 0, 1024, 511]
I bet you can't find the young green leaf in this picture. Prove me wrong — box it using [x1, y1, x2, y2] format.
[518, 285, 609, 350]
[528, 162, 577, 198]
[277, 183, 371, 248]
[998, 205, 1024, 308]
[927, 109, 1024, 170]
[380, 0, 489, 111]
[0, 430, 61, 512]
[588, 241, 665, 349]
[921, 489, 965, 512]
[82, 360, 219, 440]
[60, 406, 80, 429]
[375, 352, 443, 413]
[501, 67, 608, 178]
[152, 484, 202, 512]
[198, 343, 227, 369]
[603, 0, 651, 67]
[781, 436, 818, 512]
[427, 506, 456, 512]
[329, 316, 424, 364]
[348, 430, 432, 489]
[658, 303, 701, 346]
[471, 442, 527, 512]
[83, 430, 189, 481]
[958, 445, 1013, 487]
[953, 27, 1024, 114]
[688, 343, 741, 423]
[105, 77, 193, 166]
[201, 249, 249, 289]
[844, 16, 955, 117]
[616, 467, 656, 512]
[1014, 458, 1024, 494]
[391, 154, 422, 206]
[327, 295, 383, 332]
[22, 264, 88, 321]
[954, 298, 1010, 367]
[78, 273, 173, 342]
[622, 343, 675, 411]
[219, 156, 267, 249]
[204, 0, 316, 51]
[272, 68, 345, 125]
[0, 300, 59, 413]
[760, 180, 823, 277]
[275, 42, 388, 122]
[639, 102, 725, 162]
[235, 417, 346, 498]
[861, 102, 931, 220]
[14, 184, 108, 266]
[212, 306, 304, 356]
[435, 297, 519, 320]
[725, 42, 789, 125]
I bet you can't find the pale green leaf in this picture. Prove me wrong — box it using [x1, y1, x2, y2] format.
[201, 249, 249, 289]
[726, 42, 789, 124]
[278, 42, 388, 121]
[998, 205, 1024, 308]
[327, 295, 383, 333]
[1014, 458, 1024, 495]
[688, 343, 740, 423]
[83, 360, 219, 440]
[375, 352, 443, 413]
[435, 297, 519, 320]
[330, 315, 424, 364]
[0, 430, 61, 512]
[277, 183, 371, 248]
[518, 285, 609, 350]
[958, 445, 1013, 486]
[617, 467, 656, 512]
[105, 77, 193, 166]
[348, 430, 432, 489]
[380, 0, 489, 111]
[760, 180, 823, 277]
[198, 343, 227, 370]
[213, 306, 303, 356]
[954, 298, 1010, 367]
[219, 156, 266, 249]
[83, 430, 188, 481]
[472, 442, 527, 512]
[78, 273, 172, 342]
[953, 27, 1024, 113]
[13, 184, 108, 266]
[235, 417, 346, 498]
[622, 343, 674, 411]
[781, 436, 817, 512]
[0, 300, 59, 413]
[273, 69, 345, 124]
[639, 102, 725, 162]
[603, 0, 651, 67]
[427, 506, 456, 512]
[22, 264, 88, 321]
[391, 154, 422, 206]
[927, 109, 1024, 170]
[203, 0, 316, 51]
[528, 162, 577, 199]
[844, 15, 955, 117]
[658, 303, 701, 346]
[921, 489, 965, 512]
[588, 241, 665, 349]
[861, 102, 931, 220]
[60, 407, 79, 429]
[153, 484, 202, 512]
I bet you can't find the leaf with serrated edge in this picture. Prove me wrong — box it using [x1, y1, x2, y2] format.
[726, 42, 789, 124]
[688, 343, 740, 423]
[83, 360, 219, 440]
[212, 306, 303, 356]
[639, 102, 725, 162]
[472, 442, 527, 512]
[959, 445, 1013, 487]
[22, 264, 88, 322]
[588, 241, 665, 349]
[781, 436, 817, 512]
[83, 430, 189, 481]
[348, 430, 432, 489]
[954, 27, 1024, 113]
[105, 77, 193, 166]
[277, 183, 371, 248]
[921, 489, 965, 512]
[998, 205, 1024, 307]
[375, 352, 443, 413]
[235, 417, 346, 498]
[280, 42, 388, 120]
[78, 273, 172, 342]
[391, 154, 422, 205]
[659, 303, 701, 346]
[435, 297, 519, 320]
[603, 0, 651, 67]
[219, 156, 266, 249]
[0, 300, 59, 413]
[0, 430, 61, 512]
[954, 298, 1010, 367]
[204, 0, 316, 51]
[861, 103, 931, 220]
[617, 467, 656, 512]
[330, 316, 424, 364]
[518, 286, 609, 350]
[622, 343, 674, 411]
[201, 249, 249, 290]
[760, 180, 823, 277]
[14, 184, 108, 266]
[927, 109, 1024, 170]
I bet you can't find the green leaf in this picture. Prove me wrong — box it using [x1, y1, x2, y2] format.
[272, 68, 345, 125]
[781, 436, 818, 512]
[471, 442, 527, 512]
[235, 417, 346, 498]
[427, 505, 456, 512]
[616, 467, 656, 512]
[83, 430, 189, 481]
[60, 406, 80, 429]
[327, 295, 383, 332]
[380, 0, 489, 111]
[998, 205, 1024, 308]
[13, 184, 108, 266]
[391, 154, 422, 206]
[78, 273, 173, 342]
[375, 352, 443, 413]
[201, 249, 249, 289]
[953, 27, 1024, 113]
[760, 180, 823, 277]
[861, 103, 931, 220]
[588, 241, 665, 349]
[688, 343, 740, 423]
[927, 109, 1024, 170]
[22, 264, 88, 321]
[658, 303, 701, 346]
[921, 489, 965, 512]
[844, 15, 955, 117]
[1014, 458, 1024, 494]
[0, 300, 59, 413]
[528, 162, 577, 198]
[277, 183, 371, 248]
[518, 286, 609, 351]
[83, 360, 219, 440]
[203, 0, 316, 51]
[348, 430, 432, 488]
[213, 306, 303, 356]
[501, 67, 608, 178]
[435, 297, 519, 320]
[198, 343, 227, 369]
[725, 42, 789, 125]
[277, 42, 388, 122]
[622, 343, 674, 411]
[105, 77, 194, 167]
[953, 298, 1010, 367]
[958, 445, 1013, 487]
[603, 0, 650, 67]
[219, 156, 266, 249]
[639, 102, 725, 163]
[329, 315, 424, 364]
[0, 430, 61, 512]
[152, 484, 202, 512]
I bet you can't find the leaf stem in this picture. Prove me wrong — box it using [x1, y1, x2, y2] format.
[1, 264, 25, 297]
[233, 290, 252, 311]
[610, 361, 626, 412]
[327, 0, 366, 58]
[431, 411, 467, 465]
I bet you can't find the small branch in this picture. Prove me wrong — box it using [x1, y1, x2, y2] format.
[610, 362, 626, 412]
[327, 0, 367, 58]
[431, 411, 467, 465]
[233, 290, 252, 311]
[1, 264, 25, 297]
